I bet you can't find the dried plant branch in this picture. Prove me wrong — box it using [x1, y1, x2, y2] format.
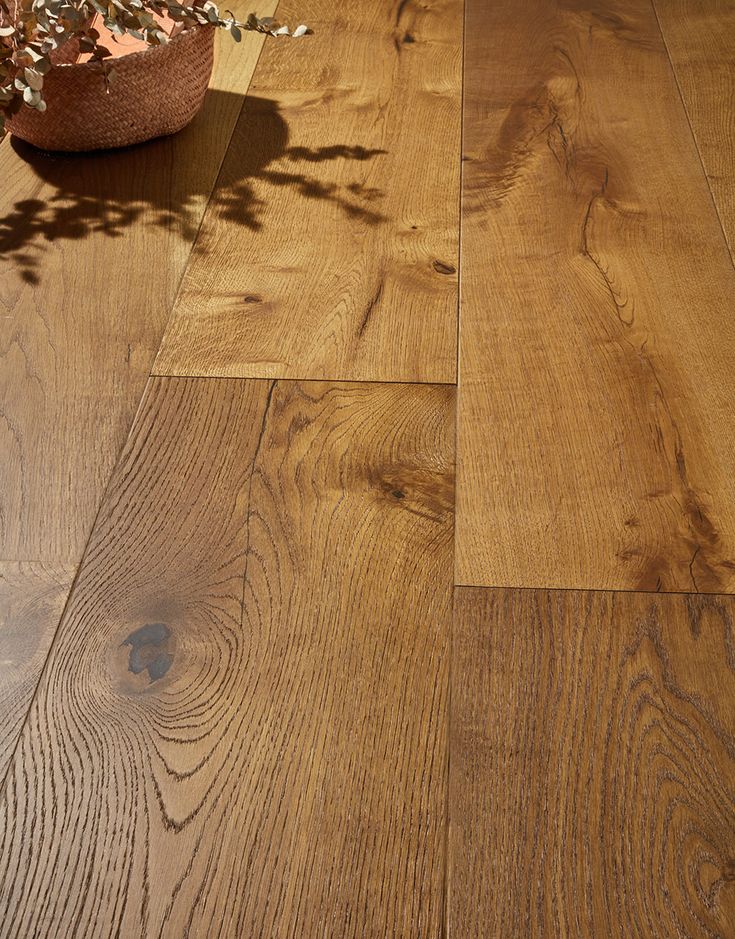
[0, 0, 307, 136]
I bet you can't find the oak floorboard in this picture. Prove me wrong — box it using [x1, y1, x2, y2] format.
[153, 0, 462, 384]
[654, 0, 735, 261]
[0, 377, 454, 937]
[456, 0, 735, 592]
[450, 586, 735, 937]
[0, 2, 274, 787]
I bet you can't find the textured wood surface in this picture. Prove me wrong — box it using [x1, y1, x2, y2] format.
[0, 562, 74, 779]
[0, 0, 275, 564]
[455, 0, 735, 591]
[654, 0, 735, 261]
[154, 0, 462, 383]
[0, 7, 274, 789]
[3, 0, 735, 932]
[450, 586, 735, 937]
[0, 377, 454, 937]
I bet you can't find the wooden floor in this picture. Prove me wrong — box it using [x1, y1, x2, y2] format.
[1, 0, 733, 935]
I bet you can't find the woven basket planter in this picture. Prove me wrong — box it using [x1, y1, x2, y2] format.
[6, 24, 215, 152]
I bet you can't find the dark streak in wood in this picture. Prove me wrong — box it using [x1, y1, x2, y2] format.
[432, 260, 456, 275]
[356, 279, 384, 338]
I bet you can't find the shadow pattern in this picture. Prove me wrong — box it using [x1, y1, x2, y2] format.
[0, 91, 387, 283]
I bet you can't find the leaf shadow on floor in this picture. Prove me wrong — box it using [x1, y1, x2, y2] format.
[0, 90, 387, 284]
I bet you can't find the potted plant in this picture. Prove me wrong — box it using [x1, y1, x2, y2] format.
[0, 0, 306, 151]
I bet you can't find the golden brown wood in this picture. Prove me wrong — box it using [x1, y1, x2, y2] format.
[0, 6, 274, 786]
[0, 377, 453, 937]
[153, 0, 462, 384]
[654, 0, 735, 262]
[450, 586, 735, 937]
[0, 1, 275, 564]
[0, 562, 74, 778]
[456, 0, 735, 591]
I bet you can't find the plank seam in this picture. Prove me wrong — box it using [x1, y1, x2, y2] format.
[444, 0, 469, 928]
[0, 375, 159, 801]
[150, 370, 458, 388]
[451, 0, 469, 598]
[152, 1, 281, 371]
[453, 581, 735, 599]
[650, 0, 735, 271]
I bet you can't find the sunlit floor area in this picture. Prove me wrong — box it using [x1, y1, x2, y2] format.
[1, 0, 734, 935]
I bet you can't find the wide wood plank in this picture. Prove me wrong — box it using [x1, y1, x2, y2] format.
[654, 0, 735, 261]
[153, 0, 462, 384]
[450, 587, 735, 937]
[0, 377, 453, 937]
[456, 0, 735, 591]
[0, 562, 75, 778]
[0, 6, 274, 785]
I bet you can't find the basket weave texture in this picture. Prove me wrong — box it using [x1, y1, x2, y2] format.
[6, 24, 215, 151]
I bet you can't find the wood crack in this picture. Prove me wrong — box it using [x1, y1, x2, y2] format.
[395, 0, 410, 27]
[579, 170, 631, 325]
[689, 546, 701, 593]
[356, 279, 384, 338]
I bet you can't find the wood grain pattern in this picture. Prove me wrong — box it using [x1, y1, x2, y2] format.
[154, 0, 462, 384]
[0, 7, 274, 787]
[450, 586, 735, 937]
[0, 562, 74, 778]
[456, 0, 735, 591]
[654, 0, 735, 261]
[0, 0, 275, 563]
[0, 377, 454, 937]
